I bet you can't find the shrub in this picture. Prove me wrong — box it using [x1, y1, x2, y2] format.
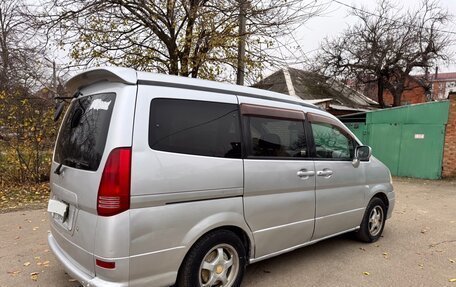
[0, 90, 58, 183]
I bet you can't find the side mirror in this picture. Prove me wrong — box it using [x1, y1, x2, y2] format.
[352, 145, 372, 167]
[356, 145, 372, 161]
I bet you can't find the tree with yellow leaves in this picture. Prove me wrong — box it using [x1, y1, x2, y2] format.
[37, 0, 327, 83]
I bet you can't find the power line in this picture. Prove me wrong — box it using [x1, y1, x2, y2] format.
[331, 0, 456, 36]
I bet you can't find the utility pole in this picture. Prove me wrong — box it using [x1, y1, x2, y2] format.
[236, 0, 246, 86]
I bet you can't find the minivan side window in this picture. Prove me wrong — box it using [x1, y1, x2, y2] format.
[149, 98, 241, 158]
[311, 122, 356, 160]
[246, 116, 307, 158]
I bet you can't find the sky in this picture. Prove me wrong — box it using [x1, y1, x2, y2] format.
[290, 0, 456, 73]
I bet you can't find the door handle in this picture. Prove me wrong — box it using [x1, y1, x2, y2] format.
[317, 169, 333, 177]
[297, 169, 315, 178]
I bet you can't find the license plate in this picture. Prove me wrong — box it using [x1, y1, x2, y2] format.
[47, 199, 68, 221]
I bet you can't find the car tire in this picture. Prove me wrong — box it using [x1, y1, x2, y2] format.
[356, 197, 387, 243]
[176, 229, 246, 287]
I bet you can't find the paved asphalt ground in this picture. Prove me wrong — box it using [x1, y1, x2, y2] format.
[0, 178, 455, 287]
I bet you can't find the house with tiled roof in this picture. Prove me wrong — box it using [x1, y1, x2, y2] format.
[252, 68, 378, 116]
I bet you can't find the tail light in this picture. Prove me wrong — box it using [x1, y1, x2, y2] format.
[97, 147, 131, 216]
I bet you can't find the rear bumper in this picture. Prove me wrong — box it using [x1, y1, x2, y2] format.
[48, 233, 127, 287]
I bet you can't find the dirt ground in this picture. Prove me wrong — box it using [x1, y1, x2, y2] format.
[0, 178, 455, 287]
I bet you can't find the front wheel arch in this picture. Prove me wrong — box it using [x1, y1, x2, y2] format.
[371, 192, 389, 214]
[356, 197, 387, 243]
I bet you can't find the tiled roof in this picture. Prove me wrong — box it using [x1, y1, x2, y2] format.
[432, 72, 456, 81]
[414, 72, 456, 81]
[252, 68, 378, 109]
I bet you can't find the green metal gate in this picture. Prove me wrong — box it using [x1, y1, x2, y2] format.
[397, 124, 445, 179]
[344, 122, 368, 143]
[340, 101, 450, 179]
[369, 123, 402, 175]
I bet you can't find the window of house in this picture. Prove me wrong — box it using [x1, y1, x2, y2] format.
[149, 98, 241, 158]
[246, 116, 307, 158]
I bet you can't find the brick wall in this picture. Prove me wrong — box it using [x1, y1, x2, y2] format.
[383, 84, 426, 106]
[443, 93, 456, 178]
[362, 76, 427, 106]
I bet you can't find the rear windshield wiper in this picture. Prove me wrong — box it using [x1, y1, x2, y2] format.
[54, 91, 83, 122]
[54, 158, 90, 175]
[55, 91, 82, 101]
[64, 158, 90, 169]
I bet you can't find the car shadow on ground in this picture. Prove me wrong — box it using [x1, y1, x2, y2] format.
[243, 232, 375, 286]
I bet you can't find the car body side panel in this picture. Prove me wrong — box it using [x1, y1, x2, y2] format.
[313, 161, 367, 239]
[130, 85, 242, 197]
[128, 197, 251, 287]
[306, 111, 374, 240]
[243, 160, 316, 258]
[129, 85, 249, 286]
[386, 192, 395, 219]
[365, 156, 395, 219]
[237, 96, 316, 258]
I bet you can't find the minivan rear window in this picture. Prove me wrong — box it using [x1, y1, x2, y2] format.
[54, 93, 116, 171]
[149, 98, 241, 158]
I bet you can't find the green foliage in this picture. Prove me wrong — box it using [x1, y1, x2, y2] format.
[0, 90, 57, 184]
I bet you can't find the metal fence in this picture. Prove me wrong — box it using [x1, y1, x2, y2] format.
[340, 101, 450, 179]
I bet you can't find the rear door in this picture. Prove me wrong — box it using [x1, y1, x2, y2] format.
[307, 113, 367, 239]
[49, 82, 136, 275]
[240, 97, 316, 259]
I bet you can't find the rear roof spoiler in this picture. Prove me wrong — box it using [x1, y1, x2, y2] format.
[64, 66, 319, 111]
[65, 67, 137, 92]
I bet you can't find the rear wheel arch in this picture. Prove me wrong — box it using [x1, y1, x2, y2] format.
[214, 226, 251, 259]
[183, 225, 252, 264]
[176, 227, 250, 287]
[180, 212, 254, 258]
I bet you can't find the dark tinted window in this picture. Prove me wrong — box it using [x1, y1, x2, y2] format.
[54, 93, 116, 171]
[247, 116, 307, 158]
[149, 99, 241, 158]
[311, 122, 355, 160]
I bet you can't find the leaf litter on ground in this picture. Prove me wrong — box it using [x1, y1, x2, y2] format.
[0, 183, 50, 212]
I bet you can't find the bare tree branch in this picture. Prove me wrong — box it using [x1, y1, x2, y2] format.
[316, 0, 453, 107]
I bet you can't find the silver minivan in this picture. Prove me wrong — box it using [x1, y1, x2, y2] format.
[47, 67, 395, 287]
